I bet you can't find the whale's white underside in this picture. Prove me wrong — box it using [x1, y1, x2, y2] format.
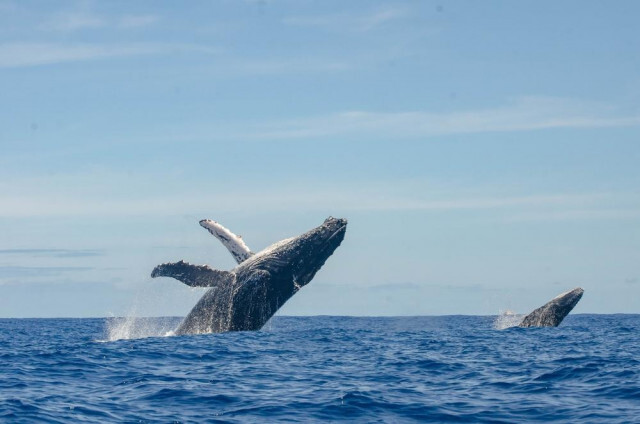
[199, 219, 253, 264]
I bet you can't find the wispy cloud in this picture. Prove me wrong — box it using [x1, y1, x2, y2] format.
[218, 58, 350, 75]
[41, 11, 105, 31]
[0, 249, 104, 258]
[0, 1, 18, 13]
[508, 209, 640, 222]
[369, 193, 606, 212]
[283, 6, 407, 32]
[0, 169, 631, 218]
[232, 97, 640, 140]
[365, 281, 501, 293]
[0, 42, 217, 68]
[41, 10, 159, 31]
[359, 7, 408, 31]
[0, 266, 92, 278]
[56, 96, 634, 142]
[118, 14, 159, 29]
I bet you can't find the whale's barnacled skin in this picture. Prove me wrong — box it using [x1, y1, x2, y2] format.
[152, 217, 347, 335]
[519, 287, 584, 327]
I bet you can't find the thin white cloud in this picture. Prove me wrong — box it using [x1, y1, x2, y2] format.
[283, 6, 407, 32]
[118, 15, 159, 29]
[508, 209, 640, 222]
[0, 193, 602, 217]
[0, 1, 19, 13]
[0, 42, 218, 68]
[0, 170, 630, 218]
[66, 96, 637, 146]
[229, 97, 640, 140]
[219, 58, 351, 75]
[359, 7, 407, 31]
[0, 194, 613, 217]
[372, 194, 606, 212]
[41, 11, 105, 31]
[40, 9, 159, 31]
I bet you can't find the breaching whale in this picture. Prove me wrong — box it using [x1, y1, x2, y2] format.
[152, 217, 347, 335]
[519, 287, 584, 327]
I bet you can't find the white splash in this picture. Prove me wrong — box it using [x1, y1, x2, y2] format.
[104, 315, 178, 341]
[493, 309, 525, 330]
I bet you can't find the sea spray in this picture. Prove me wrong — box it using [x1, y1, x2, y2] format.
[105, 316, 181, 341]
[103, 275, 204, 341]
[493, 309, 524, 330]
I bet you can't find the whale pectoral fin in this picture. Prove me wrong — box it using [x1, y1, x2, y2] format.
[151, 260, 235, 288]
[199, 219, 254, 264]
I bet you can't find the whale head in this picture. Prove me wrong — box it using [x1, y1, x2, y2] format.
[225, 216, 347, 331]
[239, 216, 347, 294]
[288, 216, 348, 287]
[552, 287, 584, 310]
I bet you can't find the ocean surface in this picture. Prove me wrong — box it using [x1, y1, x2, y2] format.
[1, 315, 639, 423]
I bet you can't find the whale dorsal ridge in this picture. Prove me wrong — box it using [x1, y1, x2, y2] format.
[199, 219, 254, 264]
[151, 260, 235, 288]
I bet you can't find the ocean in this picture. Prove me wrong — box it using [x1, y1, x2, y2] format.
[1, 315, 638, 423]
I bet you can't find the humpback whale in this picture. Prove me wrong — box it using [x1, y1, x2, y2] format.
[152, 217, 347, 335]
[519, 287, 584, 327]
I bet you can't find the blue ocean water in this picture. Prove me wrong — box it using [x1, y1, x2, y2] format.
[1, 315, 639, 423]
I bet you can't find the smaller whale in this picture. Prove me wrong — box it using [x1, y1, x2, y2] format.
[519, 287, 584, 327]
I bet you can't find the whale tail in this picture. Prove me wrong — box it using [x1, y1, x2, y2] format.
[199, 219, 254, 264]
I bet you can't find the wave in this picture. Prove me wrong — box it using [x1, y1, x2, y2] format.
[1, 315, 639, 423]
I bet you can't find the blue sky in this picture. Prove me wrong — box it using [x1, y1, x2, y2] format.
[1, 1, 639, 317]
